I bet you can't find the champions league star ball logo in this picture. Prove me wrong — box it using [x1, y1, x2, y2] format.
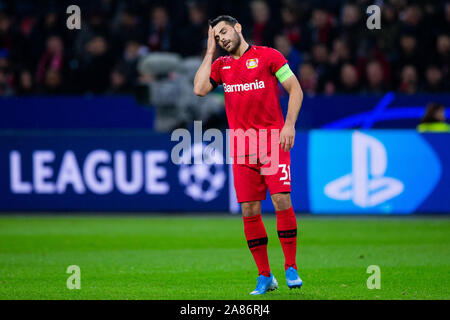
[178, 143, 226, 202]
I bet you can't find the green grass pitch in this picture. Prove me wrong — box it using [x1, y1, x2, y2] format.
[0, 214, 449, 300]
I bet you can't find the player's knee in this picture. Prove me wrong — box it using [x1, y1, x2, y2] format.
[271, 193, 291, 211]
[241, 201, 261, 217]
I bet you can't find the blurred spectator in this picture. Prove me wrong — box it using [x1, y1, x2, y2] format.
[398, 65, 419, 94]
[397, 33, 423, 70]
[423, 65, 447, 93]
[433, 34, 449, 78]
[338, 63, 359, 93]
[146, 6, 173, 52]
[445, 2, 450, 28]
[311, 43, 328, 65]
[378, 4, 399, 57]
[328, 38, 352, 84]
[337, 4, 363, 53]
[0, 67, 13, 96]
[398, 5, 424, 41]
[280, 4, 309, 52]
[36, 35, 65, 86]
[177, 2, 208, 57]
[309, 8, 335, 46]
[41, 69, 63, 95]
[310, 43, 332, 92]
[274, 34, 302, 74]
[112, 8, 145, 55]
[77, 35, 114, 94]
[0, 47, 13, 95]
[74, 8, 111, 59]
[249, 0, 277, 47]
[364, 60, 389, 94]
[108, 66, 131, 95]
[329, 38, 351, 66]
[120, 40, 147, 86]
[417, 102, 450, 133]
[0, 47, 9, 68]
[28, 6, 66, 60]
[16, 69, 34, 95]
[0, 11, 29, 67]
[298, 63, 318, 96]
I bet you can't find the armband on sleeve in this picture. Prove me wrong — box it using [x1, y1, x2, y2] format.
[275, 64, 294, 83]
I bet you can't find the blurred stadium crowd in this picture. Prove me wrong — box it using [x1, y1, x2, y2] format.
[0, 0, 449, 97]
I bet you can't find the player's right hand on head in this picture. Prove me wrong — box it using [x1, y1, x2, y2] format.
[207, 25, 216, 55]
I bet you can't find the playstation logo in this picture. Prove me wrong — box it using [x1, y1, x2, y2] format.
[324, 132, 404, 208]
[309, 130, 441, 214]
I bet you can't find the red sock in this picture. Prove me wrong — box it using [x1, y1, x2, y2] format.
[276, 207, 298, 271]
[243, 214, 271, 277]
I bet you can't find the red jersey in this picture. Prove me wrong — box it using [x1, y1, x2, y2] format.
[210, 45, 288, 157]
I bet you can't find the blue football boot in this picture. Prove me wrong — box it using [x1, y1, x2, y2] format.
[250, 273, 278, 295]
[285, 267, 303, 289]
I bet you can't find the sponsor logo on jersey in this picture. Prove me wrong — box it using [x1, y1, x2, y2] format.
[246, 58, 258, 69]
[222, 66, 231, 69]
[223, 80, 265, 93]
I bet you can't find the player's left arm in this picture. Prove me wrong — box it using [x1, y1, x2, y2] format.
[278, 65, 303, 152]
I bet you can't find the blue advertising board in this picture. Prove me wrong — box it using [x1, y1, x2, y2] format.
[0, 130, 449, 214]
[307, 130, 447, 214]
[0, 131, 229, 212]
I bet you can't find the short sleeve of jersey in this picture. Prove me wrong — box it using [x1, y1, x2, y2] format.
[210, 58, 222, 88]
[267, 48, 288, 75]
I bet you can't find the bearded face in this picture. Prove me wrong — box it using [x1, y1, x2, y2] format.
[213, 22, 242, 54]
